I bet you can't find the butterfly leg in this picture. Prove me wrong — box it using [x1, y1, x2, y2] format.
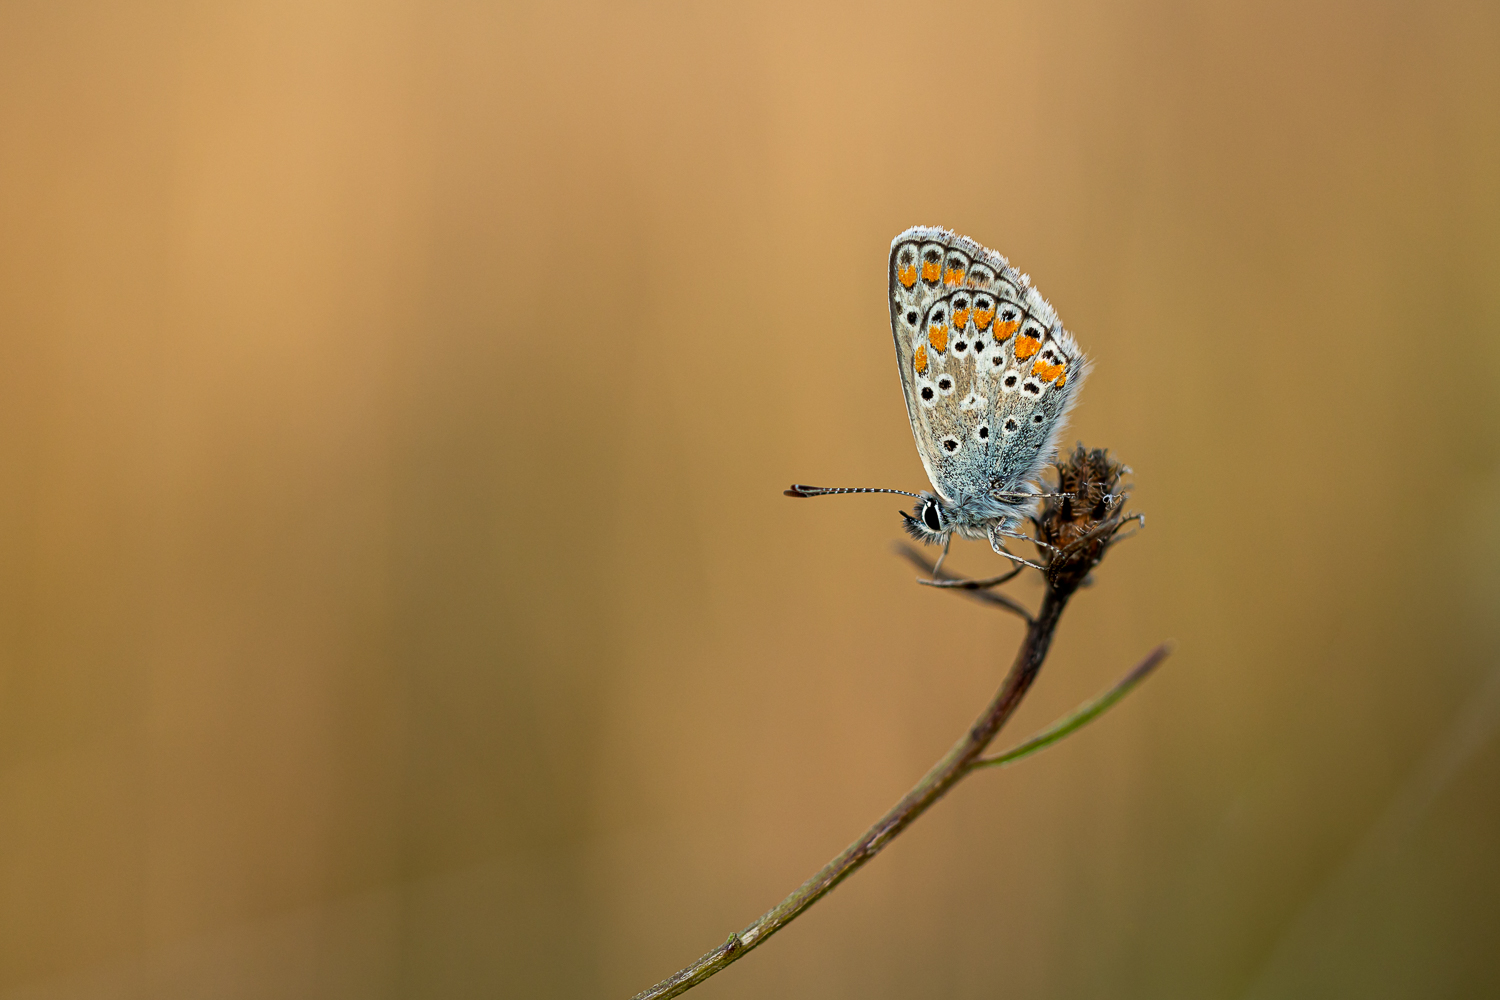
[930, 534, 952, 577]
[991, 546, 1044, 571]
[987, 525, 1045, 571]
[992, 525, 1061, 553]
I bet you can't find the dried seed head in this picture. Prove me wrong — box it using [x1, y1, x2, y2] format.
[1033, 445, 1140, 595]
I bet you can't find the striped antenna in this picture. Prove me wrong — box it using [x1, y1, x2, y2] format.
[784, 484, 922, 499]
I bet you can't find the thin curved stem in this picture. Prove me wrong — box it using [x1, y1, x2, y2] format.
[634, 444, 1152, 999]
[894, 543, 1034, 623]
[918, 565, 1024, 590]
[971, 641, 1173, 770]
[630, 589, 1070, 1000]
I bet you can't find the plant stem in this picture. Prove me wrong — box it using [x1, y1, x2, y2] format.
[630, 588, 1070, 1000]
[973, 640, 1173, 770]
[634, 446, 1153, 998]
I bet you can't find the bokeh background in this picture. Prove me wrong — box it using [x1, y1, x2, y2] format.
[2, 1, 1498, 997]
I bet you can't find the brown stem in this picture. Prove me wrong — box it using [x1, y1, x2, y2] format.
[629, 587, 1071, 1000]
[893, 543, 1034, 622]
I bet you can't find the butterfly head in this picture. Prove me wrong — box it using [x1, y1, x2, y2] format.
[900, 492, 953, 544]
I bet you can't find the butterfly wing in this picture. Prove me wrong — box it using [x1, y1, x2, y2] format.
[888, 226, 1090, 506]
[982, 305, 1090, 500]
[889, 227, 980, 500]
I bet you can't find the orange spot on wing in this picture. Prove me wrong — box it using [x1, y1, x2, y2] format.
[1055, 373, 1067, 388]
[921, 259, 941, 283]
[973, 307, 995, 331]
[898, 263, 918, 288]
[928, 324, 949, 353]
[914, 344, 928, 374]
[943, 266, 965, 286]
[1014, 336, 1041, 360]
[994, 319, 1020, 341]
[1031, 360, 1065, 382]
[951, 308, 971, 330]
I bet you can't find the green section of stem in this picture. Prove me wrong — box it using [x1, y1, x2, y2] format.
[971, 641, 1173, 771]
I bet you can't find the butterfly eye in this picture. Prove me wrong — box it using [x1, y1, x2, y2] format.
[923, 503, 941, 531]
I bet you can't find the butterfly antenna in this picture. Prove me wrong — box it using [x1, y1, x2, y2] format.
[995, 490, 1076, 499]
[784, 484, 923, 499]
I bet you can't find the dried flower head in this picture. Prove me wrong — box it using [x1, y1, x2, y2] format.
[1032, 445, 1141, 595]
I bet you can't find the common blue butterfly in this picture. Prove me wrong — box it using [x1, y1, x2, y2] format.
[787, 226, 1090, 570]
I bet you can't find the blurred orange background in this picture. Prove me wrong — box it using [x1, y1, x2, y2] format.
[2, 1, 1498, 997]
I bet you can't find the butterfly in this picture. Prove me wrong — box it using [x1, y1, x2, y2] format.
[787, 226, 1090, 570]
